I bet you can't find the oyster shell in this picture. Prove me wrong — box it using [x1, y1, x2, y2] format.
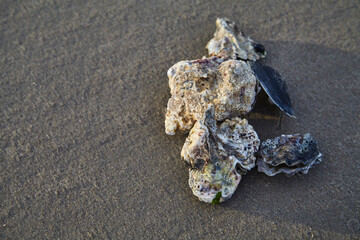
[206, 18, 266, 61]
[164, 17, 322, 204]
[165, 57, 258, 135]
[206, 17, 295, 117]
[257, 133, 322, 176]
[182, 106, 260, 203]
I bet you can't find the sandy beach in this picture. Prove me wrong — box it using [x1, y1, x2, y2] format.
[1, 0, 359, 239]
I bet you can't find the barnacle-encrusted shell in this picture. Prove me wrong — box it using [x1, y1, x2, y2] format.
[182, 106, 260, 203]
[165, 57, 258, 135]
[164, 17, 321, 204]
[215, 60, 258, 120]
[206, 18, 266, 61]
[257, 133, 322, 176]
[188, 161, 241, 203]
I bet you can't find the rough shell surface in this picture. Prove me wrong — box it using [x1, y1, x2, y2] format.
[182, 106, 260, 203]
[165, 57, 258, 135]
[206, 18, 266, 61]
[257, 133, 322, 176]
[164, 17, 322, 204]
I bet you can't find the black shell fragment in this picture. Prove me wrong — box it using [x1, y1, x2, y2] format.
[252, 43, 266, 56]
[249, 62, 295, 117]
[257, 133, 322, 176]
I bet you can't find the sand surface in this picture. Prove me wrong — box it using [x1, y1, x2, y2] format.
[1, 0, 360, 239]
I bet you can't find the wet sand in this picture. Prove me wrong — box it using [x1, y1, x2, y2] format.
[1, 0, 360, 239]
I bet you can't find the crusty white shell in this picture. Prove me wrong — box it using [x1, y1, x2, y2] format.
[182, 106, 260, 203]
[164, 17, 322, 204]
[165, 57, 257, 135]
[215, 60, 258, 120]
[206, 18, 266, 61]
[189, 161, 241, 203]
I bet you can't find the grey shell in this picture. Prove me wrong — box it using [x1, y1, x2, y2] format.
[257, 133, 322, 176]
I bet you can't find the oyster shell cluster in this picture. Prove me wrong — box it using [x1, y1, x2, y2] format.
[165, 57, 258, 135]
[183, 106, 260, 203]
[165, 18, 322, 204]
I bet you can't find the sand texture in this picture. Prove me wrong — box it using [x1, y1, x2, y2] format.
[1, 0, 360, 239]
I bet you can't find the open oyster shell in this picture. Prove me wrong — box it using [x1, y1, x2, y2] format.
[165, 57, 258, 135]
[257, 133, 322, 176]
[182, 106, 260, 203]
[206, 18, 266, 61]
